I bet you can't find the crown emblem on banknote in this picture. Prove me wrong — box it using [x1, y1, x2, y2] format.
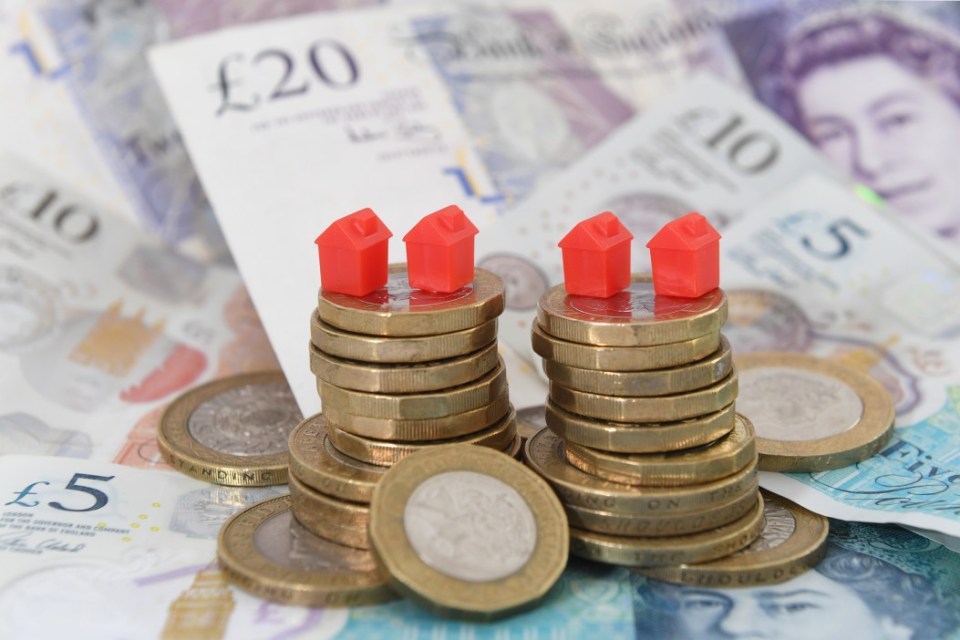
[69, 301, 164, 376]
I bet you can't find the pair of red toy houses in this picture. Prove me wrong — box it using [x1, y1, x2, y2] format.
[316, 205, 479, 296]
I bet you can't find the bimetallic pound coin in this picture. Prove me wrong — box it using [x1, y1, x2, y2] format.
[157, 372, 301, 486]
[217, 496, 394, 607]
[515, 404, 548, 446]
[317, 265, 504, 336]
[735, 353, 895, 471]
[288, 415, 384, 503]
[289, 473, 371, 549]
[637, 491, 829, 586]
[369, 445, 568, 619]
[537, 276, 727, 346]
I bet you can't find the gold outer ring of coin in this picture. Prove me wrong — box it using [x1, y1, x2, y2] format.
[568, 494, 765, 567]
[543, 337, 733, 397]
[157, 371, 294, 486]
[216, 496, 395, 607]
[504, 433, 523, 460]
[565, 484, 759, 538]
[524, 428, 759, 514]
[549, 369, 738, 423]
[310, 341, 500, 393]
[369, 444, 569, 620]
[532, 324, 721, 371]
[311, 311, 497, 363]
[563, 413, 757, 487]
[735, 353, 896, 471]
[288, 414, 384, 503]
[637, 491, 830, 587]
[545, 400, 737, 453]
[537, 276, 727, 346]
[317, 264, 504, 336]
[322, 390, 511, 441]
[326, 408, 518, 467]
[318, 360, 507, 419]
[289, 473, 372, 549]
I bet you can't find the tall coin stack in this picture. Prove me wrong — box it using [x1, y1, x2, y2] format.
[288, 263, 519, 550]
[526, 275, 764, 567]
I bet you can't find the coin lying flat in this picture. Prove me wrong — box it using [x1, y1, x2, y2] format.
[568, 495, 764, 567]
[311, 311, 497, 362]
[637, 491, 829, 587]
[545, 400, 736, 453]
[369, 445, 568, 620]
[157, 372, 301, 486]
[537, 277, 727, 346]
[289, 473, 371, 549]
[532, 324, 720, 371]
[217, 496, 395, 607]
[288, 414, 385, 503]
[563, 414, 756, 486]
[543, 337, 733, 397]
[318, 265, 504, 336]
[735, 353, 895, 471]
[524, 429, 759, 515]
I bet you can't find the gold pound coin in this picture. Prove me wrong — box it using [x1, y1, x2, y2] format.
[563, 414, 756, 486]
[318, 360, 507, 419]
[217, 496, 395, 607]
[549, 370, 738, 423]
[537, 276, 727, 346]
[322, 390, 510, 441]
[545, 400, 736, 453]
[568, 495, 765, 567]
[504, 433, 523, 460]
[318, 265, 504, 336]
[310, 341, 499, 393]
[288, 414, 384, 503]
[289, 473, 371, 549]
[369, 445, 568, 620]
[525, 429, 758, 515]
[311, 311, 497, 362]
[735, 353, 896, 471]
[543, 337, 733, 397]
[637, 491, 829, 587]
[532, 324, 720, 372]
[157, 372, 301, 486]
[326, 409, 518, 467]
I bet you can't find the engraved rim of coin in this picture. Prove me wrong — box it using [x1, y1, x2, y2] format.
[317, 265, 504, 336]
[311, 311, 498, 362]
[532, 324, 721, 371]
[288, 414, 384, 503]
[310, 341, 500, 393]
[565, 484, 758, 538]
[524, 429, 759, 514]
[549, 369, 738, 423]
[322, 390, 511, 441]
[636, 491, 829, 586]
[537, 276, 727, 346]
[545, 400, 737, 453]
[326, 408, 518, 467]
[157, 371, 298, 486]
[568, 495, 765, 567]
[543, 337, 733, 397]
[563, 414, 757, 486]
[369, 444, 568, 619]
[318, 360, 507, 419]
[735, 353, 896, 471]
[216, 496, 395, 607]
[289, 473, 372, 549]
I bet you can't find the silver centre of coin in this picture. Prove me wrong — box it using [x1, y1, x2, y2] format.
[187, 382, 301, 456]
[738, 367, 863, 441]
[730, 500, 796, 557]
[403, 470, 537, 582]
[254, 511, 376, 572]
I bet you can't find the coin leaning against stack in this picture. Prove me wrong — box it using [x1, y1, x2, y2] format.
[528, 275, 773, 570]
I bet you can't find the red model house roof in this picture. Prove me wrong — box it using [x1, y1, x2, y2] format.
[403, 205, 479, 246]
[315, 207, 393, 250]
[558, 211, 633, 251]
[647, 212, 720, 251]
[315, 208, 393, 297]
[558, 211, 633, 298]
[403, 205, 479, 293]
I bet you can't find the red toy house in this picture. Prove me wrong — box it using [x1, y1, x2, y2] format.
[315, 208, 392, 297]
[403, 205, 479, 293]
[646, 212, 720, 298]
[558, 211, 633, 298]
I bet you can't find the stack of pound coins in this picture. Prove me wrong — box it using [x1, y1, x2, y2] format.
[528, 274, 764, 567]
[289, 263, 518, 550]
